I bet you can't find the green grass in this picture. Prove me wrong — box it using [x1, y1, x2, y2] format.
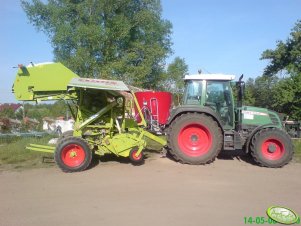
[0, 136, 55, 171]
[293, 139, 301, 163]
[0, 135, 300, 171]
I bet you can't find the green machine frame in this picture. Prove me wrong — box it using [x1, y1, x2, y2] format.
[13, 63, 166, 166]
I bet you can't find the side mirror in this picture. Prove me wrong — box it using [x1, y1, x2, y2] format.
[236, 74, 245, 95]
[240, 82, 245, 97]
[236, 74, 244, 107]
[238, 74, 243, 82]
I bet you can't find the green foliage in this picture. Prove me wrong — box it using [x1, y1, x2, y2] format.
[244, 78, 256, 106]
[21, 0, 172, 89]
[293, 139, 301, 163]
[15, 108, 24, 120]
[162, 57, 188, 92]
[23, 100, 67, 121]
[160, 57, 188, 105]
[271, 73, 301, 119]
[253, 75, 279, 109]
[256, 19, 301, 119]
[246, 72, 301, 119]
[0, 107, 15, 118]
[233, 78, 256, 106]
[261, 20, 301, 76]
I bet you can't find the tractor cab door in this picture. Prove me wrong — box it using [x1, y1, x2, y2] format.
[205, 81, 234, 129]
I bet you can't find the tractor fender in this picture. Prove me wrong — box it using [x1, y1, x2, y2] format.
[166, 106, 224, 130]
[244, 124, 277, 153]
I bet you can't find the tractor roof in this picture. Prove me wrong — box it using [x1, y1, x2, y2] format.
[184, 74, 235, 81]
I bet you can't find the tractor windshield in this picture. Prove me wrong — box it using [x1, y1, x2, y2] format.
[183, 80, 203, 105]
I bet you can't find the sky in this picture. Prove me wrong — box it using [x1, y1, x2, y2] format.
[0, 0, 300, 103]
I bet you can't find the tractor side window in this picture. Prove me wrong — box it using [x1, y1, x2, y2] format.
[183, 80, 203, 105]
[206, 81, 234, 127]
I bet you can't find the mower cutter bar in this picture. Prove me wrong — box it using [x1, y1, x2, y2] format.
[26, 144, 55, 153]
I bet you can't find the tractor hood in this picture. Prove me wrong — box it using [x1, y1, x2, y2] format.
[241, 106, 282, 128]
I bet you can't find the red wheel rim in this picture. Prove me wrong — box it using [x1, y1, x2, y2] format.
[131, 150, 142, 161]
[61, 144, 86, 167]
[178, 123, 212, 157]
[261, 139, 285, 160]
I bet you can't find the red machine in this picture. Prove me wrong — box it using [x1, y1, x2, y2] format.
[134, 91, 172, 133]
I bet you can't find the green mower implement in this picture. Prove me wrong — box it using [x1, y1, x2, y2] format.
[13, 62, 166, 172]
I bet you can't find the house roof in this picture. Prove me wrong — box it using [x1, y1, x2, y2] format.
[0, 103, 22, 112]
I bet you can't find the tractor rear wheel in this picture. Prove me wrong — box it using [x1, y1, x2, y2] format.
[167, 113, 223, 164]
[55, 137, 92, 172]
[250, 128, 293, 168]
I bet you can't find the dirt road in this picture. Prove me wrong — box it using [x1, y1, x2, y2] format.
[0, 154, 300, 226]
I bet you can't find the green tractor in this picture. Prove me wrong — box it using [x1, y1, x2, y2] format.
[166, 73, 293, 167]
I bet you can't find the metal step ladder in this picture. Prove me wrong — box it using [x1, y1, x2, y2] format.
[150, 98, 159, 130]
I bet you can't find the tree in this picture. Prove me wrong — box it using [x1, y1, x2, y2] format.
[237, 75, 278, 109]
[261, 20, 301, 76]
[160, 57, 188, 104]
[0, 107, 15, 118]
[253, 75, 279, 109]
[271, 73, 301, 119]
[21, 0, 172, 88]
[50, 101, 68, 118]
[260, 20, 301, 119]
[244, 78, 256, 106]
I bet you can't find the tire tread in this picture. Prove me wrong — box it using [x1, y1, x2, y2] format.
[250, 128, 293, 168]
[166, 112, 223, 165]
[55, 136, 92, 173]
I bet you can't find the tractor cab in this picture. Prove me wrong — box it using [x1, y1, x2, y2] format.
[183, 74, 236, 129]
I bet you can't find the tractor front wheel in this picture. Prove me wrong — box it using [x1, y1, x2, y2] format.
[55, 137, 92, 172]
[250, 128, 293, 168]
[167, 113, 223, 164]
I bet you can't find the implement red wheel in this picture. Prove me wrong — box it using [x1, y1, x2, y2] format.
[129, 147, 144, 165]
[167, 113, 222, 165]
[250, 128, 293, 168]
[55, 137, 92, 172]
[61, 144, 86, 167]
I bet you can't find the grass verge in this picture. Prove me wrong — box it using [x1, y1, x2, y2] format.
[292, 139, 301, 163]
[0, 136, 300, 171]
[0, 136, 55, 171]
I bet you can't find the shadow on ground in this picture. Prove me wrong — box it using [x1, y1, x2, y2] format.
[217, 149, 257, 166]
[87, 150, 160, 170]
[85, 148, 258, 170]
[157, 148, 259, 166]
